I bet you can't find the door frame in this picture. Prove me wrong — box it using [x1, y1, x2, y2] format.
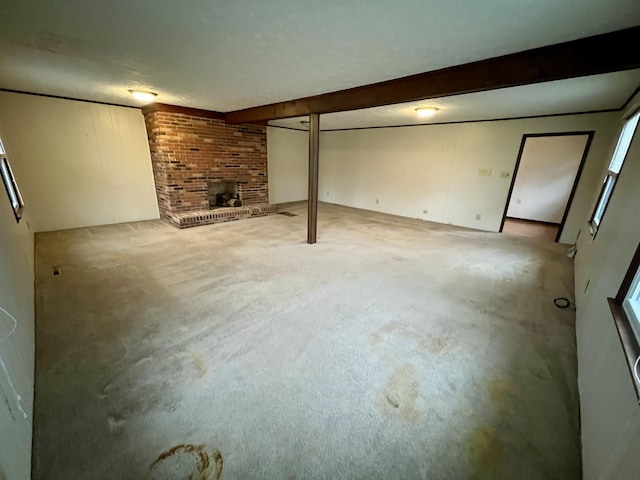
[499, 130, 595, 242]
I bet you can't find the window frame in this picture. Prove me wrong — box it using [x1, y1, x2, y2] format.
[589, 109, 640, 237]
[608, 243, 640, 402]
[0, 156, 25, 223]
[623, 272, 640, 339]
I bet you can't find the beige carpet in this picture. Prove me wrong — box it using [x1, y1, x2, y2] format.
[33, 202, 580, 479]
[502, 218, 559, 243]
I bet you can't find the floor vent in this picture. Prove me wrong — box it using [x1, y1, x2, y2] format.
[279, 212, 298, 217]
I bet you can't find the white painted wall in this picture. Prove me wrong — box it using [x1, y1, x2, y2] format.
[574, 94, 640, 480]
[318, 112, 618, 243]
[0, 155, 34, 477]
[267, 127, 308, 204]
[506, 134, 589, 223]
[0, 92, 159, 232]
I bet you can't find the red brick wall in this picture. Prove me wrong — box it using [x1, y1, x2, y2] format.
[144, 110, 268, 221]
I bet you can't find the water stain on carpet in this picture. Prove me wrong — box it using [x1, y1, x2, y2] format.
[469, 426, 503, 478]
[419, 335, 450, 355]
[370, 321, 455, 359]
[190, 351, 208, 379]
[488, 377, 516, 417]
[381, 364, 420, 422]
[99, 354, 185, 416]
[150, 444, 223, 480]
[107, 413, 126, 433]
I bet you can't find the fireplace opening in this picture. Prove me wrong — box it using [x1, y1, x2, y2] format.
[208, 180, 242, 209]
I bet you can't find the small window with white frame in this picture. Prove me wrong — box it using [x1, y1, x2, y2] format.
[609, 243, 640, 399]
[623, 267, 640, 341]
[589, 109, 640, 236]
[0, 139, 25, 223]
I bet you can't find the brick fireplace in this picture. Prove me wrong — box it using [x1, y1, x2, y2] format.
[143, 104, 277, 228]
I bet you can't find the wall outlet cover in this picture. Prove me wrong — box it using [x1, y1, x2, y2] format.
[478, 168, 493, 176]
[501, 171, 511, 178]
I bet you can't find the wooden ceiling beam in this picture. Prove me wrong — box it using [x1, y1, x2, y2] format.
[142, 102, 225, 120]
[225, 26, 640, 124]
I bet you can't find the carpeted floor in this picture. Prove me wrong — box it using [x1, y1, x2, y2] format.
[33, 202, 580, 479]
[502, 218, 559, 242]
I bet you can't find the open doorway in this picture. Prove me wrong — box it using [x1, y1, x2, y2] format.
[500, 131, 593, 242]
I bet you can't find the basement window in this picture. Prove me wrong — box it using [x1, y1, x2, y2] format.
[623, 268, 640, 342]
[608, 242, 640, 402]
[589, 109, 640, 236]
[1, 155, 25, 223]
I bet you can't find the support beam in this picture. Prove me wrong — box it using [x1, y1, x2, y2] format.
[307, 114, 320, 244]
[225, 26, 640, 124]
[142, 102, 225, 120]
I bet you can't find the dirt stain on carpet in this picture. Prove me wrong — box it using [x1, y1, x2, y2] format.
[370, 321, 455, 358]
[419, 335, 450, 355]
[190, 351, 208, 379]
[150, 444, 223, 480]
[469, 426, 503, 478]
[489, 377, 516, 417]
[381, 364, 420, 422]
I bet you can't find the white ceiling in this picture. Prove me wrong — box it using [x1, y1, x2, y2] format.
[1, 0, 639, 113]
[270, 70, 640, 130]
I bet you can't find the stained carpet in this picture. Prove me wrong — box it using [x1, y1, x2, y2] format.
[33, 202, 580, 479]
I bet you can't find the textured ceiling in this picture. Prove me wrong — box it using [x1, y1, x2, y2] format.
[270, 70, 640, 130]
[1, 0, 639, 113]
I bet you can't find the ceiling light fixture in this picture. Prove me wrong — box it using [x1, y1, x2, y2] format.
[129, 90, 157, 103]
[415, 107, 438, 117]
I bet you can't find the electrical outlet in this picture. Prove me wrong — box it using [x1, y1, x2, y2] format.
[423, 209, 428, 214]
[501, 171, 511, 178]
[376, 199, 379, 204]
[326, 191, 329, 196]
[516, 198, 522, 204]
[478, 168, 493, 176]
[475, 214, 481, 220]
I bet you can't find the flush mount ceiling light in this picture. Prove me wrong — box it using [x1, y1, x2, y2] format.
[128, 90, 157, 103]
[415, 107, 438, 117]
